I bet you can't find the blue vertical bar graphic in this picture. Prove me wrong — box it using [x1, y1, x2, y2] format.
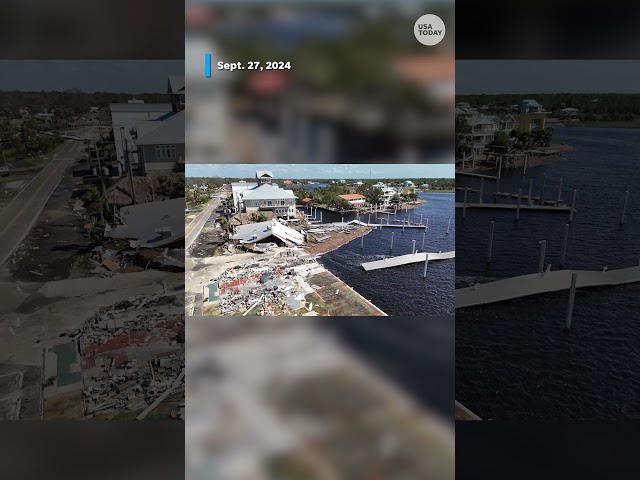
[205, 53, 211, 78]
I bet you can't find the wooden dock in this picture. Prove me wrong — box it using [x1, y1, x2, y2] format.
[456, 265, 640, 309]
[456, 171, 497, 180]
[455, 202, 572, 212]
[362, 251, 455, 271]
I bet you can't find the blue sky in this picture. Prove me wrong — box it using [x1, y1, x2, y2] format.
[185, 164, 454, 179]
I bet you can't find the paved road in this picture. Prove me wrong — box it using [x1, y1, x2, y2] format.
[0, 140, 85, 266]
[185, 198, 220, 249]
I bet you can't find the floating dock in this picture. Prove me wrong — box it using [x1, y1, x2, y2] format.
[362, 251, 455, 271]
[455, 202, 572, 212]
[456, 265, 640, 309]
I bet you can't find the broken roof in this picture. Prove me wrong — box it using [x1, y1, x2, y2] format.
[104, 198, 185, 248]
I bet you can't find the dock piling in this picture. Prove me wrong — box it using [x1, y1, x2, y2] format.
[390, 232, 394, 251]
[479, 178, 484, 204]
[523, 154, 528, 176]
[540, 173, 546, 204]
[446, 218, 451, 235]
[557, 178, 563, 202]
[423, 254, 429, 278]
[561, 223, 569, 268]
[487, 221, 494, 263]
[422, 231, 426, 252]
[538, 240, 547, 274]
[463, 188, 468, 219]
[516, 189, 522, 221]
[412, 240, 416, 255]
[620, 190, 629, 225]
[570, 189, 577, 222]
[528, 179, 533, 206]
[565, 272, 578, 331]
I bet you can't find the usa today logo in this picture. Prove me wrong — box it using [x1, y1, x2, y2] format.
[414, 14, 446, 46]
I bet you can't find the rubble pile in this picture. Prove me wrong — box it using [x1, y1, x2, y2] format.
[78, 293, 185, 418]
[216, 255, 319, 315]
[88, 240, 185, 275]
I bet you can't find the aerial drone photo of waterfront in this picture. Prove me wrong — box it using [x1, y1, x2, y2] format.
[454, 60, 640, 420]
[185, 164, 455, 317]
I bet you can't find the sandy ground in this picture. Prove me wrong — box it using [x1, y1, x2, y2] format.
[0, 270, 184, 367]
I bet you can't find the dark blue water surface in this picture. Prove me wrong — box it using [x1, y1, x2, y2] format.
[311, 192, 455, 316]
[456, 127, 640, 420]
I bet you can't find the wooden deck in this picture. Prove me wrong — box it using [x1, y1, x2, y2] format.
[456, 265, 640, 309]
[362, 251, 455, 271]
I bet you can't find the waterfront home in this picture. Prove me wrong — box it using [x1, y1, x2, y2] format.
[339, 194, 367, 207]
[239, 183, 297, 218]
[518, 99, 545, 113]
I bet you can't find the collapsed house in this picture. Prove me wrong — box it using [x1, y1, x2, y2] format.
[105, 197, 185, 248]
[231, 219, 305, 246]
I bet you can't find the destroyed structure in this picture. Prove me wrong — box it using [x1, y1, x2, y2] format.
[76, 292, 185, 418]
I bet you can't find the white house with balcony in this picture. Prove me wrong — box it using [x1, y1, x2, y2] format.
[238, 183, 297, 218]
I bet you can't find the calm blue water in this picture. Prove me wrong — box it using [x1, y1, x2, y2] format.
[456, 127, 640, 420]
[311, 192, 455, 316]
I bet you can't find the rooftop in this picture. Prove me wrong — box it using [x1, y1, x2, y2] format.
[242, 184, 296, 201]
[339, 194, 366, 201]
[135, 110, 185, 146]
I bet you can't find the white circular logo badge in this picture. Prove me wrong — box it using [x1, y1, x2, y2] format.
[414, 14, 446, 46]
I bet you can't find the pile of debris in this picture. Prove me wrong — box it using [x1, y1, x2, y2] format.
[78, 293, 185, 418]
[216, 256, 318, 315]
[88, 240, 184, 275]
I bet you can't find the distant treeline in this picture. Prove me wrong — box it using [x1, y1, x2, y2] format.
[457, 93, 640, 115]
[187, 177, 455, 189]
[0, 90, 169, 116]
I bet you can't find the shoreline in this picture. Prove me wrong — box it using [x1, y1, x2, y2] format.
[304, 227, 374, 255]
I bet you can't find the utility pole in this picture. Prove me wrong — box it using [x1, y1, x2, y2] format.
[124, 138, 137, 205]
[94, 139, 106, 222]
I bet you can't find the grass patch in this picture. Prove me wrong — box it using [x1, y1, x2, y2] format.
[0, 174, 31, 184]
[203, 303, 221, 316]
[44, 389, 83, 420]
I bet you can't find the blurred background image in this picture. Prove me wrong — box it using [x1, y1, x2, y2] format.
[186, 0, 454, 164]
[187, 316, 454, 480]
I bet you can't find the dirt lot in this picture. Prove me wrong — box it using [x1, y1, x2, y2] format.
[304, 228, 374, 255]
[9, 172, 90, 282]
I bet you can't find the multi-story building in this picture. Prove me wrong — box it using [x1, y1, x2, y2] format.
[110, 76, 185, 175]
[239, 184, 297, 218]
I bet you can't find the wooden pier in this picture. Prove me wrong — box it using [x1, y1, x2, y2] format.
[455, 202, 572, 212]
[456, 265, 640, 309]
[362, 251, 455, 271]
